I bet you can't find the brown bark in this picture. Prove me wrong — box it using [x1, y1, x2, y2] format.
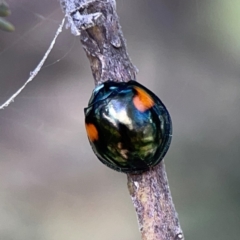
[60, 1, 184, 239]
[128, 163, 184, 240]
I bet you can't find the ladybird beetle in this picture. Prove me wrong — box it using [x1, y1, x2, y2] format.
[84, 80, 172, 173]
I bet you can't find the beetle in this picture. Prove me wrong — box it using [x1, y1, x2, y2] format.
[84, 80, 172, 174]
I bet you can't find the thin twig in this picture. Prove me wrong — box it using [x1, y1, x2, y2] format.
[128, 163, 184, 240]
[0, 17, 65, 110]
[60, 1, 184, 239]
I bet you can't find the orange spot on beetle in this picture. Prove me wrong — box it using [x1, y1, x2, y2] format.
[85, 123, 99, 142]
[133, 86, 154, 112]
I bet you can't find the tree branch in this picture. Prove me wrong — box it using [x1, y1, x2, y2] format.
[60, 0, 137, 85]
[59, 0, 184, 239]
[128, 163, 184, 240]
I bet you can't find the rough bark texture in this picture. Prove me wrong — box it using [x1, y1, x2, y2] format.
[59, 0, 184, 239]
[60, 0, 137, 85]
[128, 163, 184, 240]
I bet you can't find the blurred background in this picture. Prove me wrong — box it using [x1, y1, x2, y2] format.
[0, 0, 240, 239]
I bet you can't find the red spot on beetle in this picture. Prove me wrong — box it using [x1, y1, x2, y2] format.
[133, 86, 154, 112]
[85, 123, 98, 142]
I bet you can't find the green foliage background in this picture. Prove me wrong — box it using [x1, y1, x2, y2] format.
[0, 1, 14, 32]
